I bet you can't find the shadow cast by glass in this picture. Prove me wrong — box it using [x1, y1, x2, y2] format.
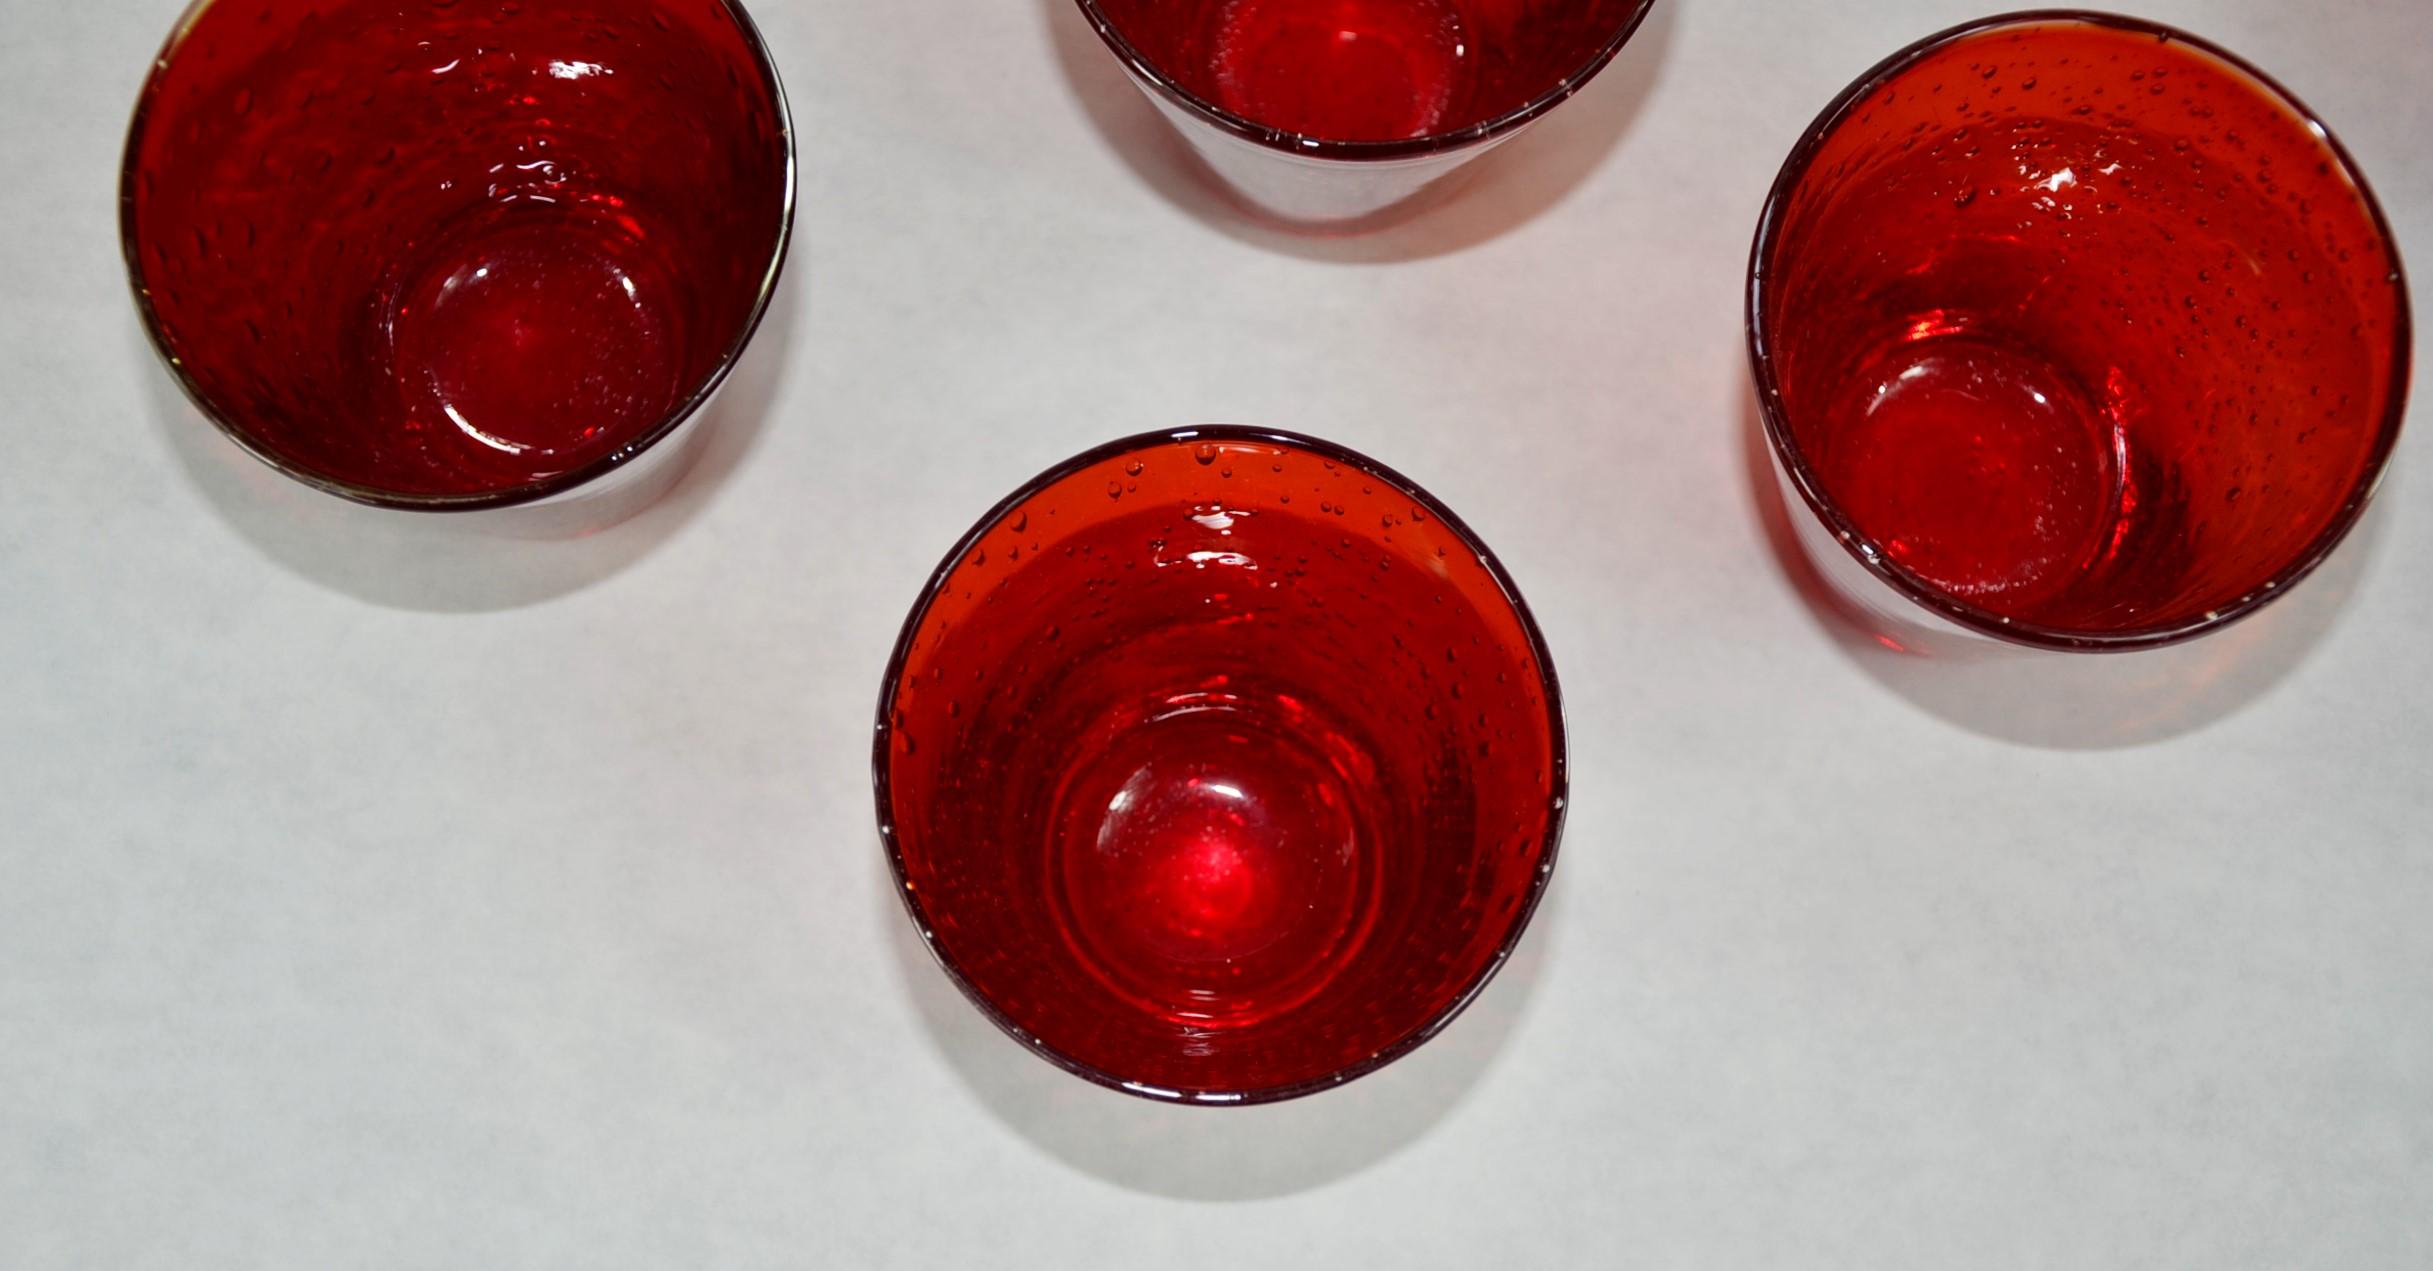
[138, 261, 804, 614]
[877, 846, 1559, 1200]
[1737, 387, 2387, 750]
[1042, 0, 1675, 261]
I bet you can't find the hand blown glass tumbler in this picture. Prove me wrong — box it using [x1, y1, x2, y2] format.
[1075, 0, 1655, 224]
[122, 0, 795, 510]
[1749, 12, 2409, 651]
[877, 429, 1566, 1103]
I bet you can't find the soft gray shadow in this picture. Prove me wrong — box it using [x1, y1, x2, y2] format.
[1044, 0, 1678, 262]
[879, 847, 1559, 1200]
[142, 262, 804, 614]
[1737, 387, 2385, 749]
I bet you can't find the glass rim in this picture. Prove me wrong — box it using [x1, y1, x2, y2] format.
[871, 425, 1570, 1106]
[117, 0, 800, 513]
[1744, 8, 2414, 652]
[1069, 0, 1657, 162]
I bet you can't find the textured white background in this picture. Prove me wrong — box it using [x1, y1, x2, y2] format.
[4, 0, 2428, 1266]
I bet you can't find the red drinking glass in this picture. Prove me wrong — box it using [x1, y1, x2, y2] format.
[122, 0, 795, 511]
[1076, 0, 1655, 224]
[1750, 12, 2410, 653]
[877, 428, 1565, 1103]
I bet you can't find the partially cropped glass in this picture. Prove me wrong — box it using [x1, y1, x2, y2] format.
[877, 428, 1565, 1103]
[122, 0, 795, 517]
[1749, 12, 2409, 653]
[1076, 0, 1655, 224]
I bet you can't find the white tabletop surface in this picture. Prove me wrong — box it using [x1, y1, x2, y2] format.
[5, 0, 2428, 1266]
